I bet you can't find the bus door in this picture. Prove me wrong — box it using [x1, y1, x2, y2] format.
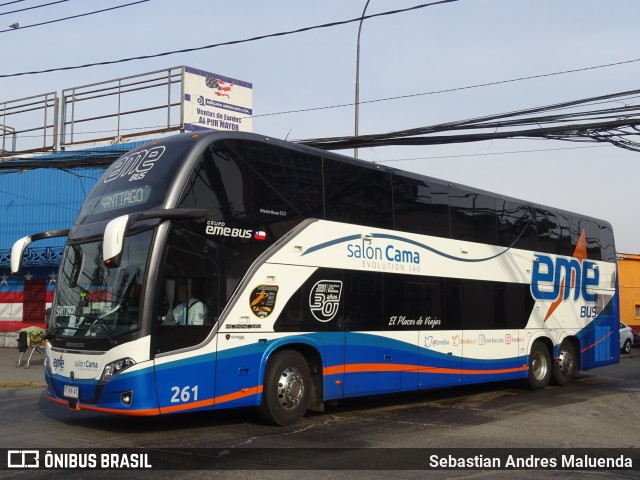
[343, 272, 419, 396]
[153, 228, 219, 412]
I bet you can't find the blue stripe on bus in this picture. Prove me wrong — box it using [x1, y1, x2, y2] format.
[45, 307, 618, 415]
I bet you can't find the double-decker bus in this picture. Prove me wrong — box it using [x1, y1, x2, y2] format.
[11, 131, 619, 425]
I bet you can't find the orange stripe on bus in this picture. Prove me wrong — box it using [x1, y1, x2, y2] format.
[158, 386, 264, 414]
[159, 398, 215, 414]
[324, 363, 528, 376]
[214, 385, 263, 405]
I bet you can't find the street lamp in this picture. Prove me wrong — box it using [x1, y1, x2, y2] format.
[354, 0, 371, 159]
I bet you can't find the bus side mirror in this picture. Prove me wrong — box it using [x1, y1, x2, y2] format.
[11, 236, 32, 276]
[103, 215, 130, 268]
[11, 228, 70, 276]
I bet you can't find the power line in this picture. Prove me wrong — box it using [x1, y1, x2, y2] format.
[0, 0, 150, 33]
[370, 144, 611, 163]
[0, 0, 27, 7]
[0, 0, 458, 77]
[253, 58, 640, 119]
[299, 88, 640, 152]
[0, 0, 72, 16]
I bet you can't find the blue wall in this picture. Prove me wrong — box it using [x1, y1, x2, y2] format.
[0, 167, 106, 250]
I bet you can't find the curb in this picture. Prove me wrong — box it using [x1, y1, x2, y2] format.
[0, 332, 18, 348]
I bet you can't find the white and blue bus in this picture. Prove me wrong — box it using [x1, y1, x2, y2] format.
[11, 131, 619, 425]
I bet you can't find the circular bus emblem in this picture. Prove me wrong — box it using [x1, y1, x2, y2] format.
[309, 280, 343, 322]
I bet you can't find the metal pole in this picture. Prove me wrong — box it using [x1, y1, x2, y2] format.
[354, 0, 371, 159]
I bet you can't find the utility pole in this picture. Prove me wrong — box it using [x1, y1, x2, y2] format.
[354, 0, 371, 159]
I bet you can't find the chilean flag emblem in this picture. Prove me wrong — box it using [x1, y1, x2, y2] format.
[254, 230, 267, 241]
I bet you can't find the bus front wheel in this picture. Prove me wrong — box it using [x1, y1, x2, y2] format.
[526, 341, 551, 390]
[258, 350, 311, 426]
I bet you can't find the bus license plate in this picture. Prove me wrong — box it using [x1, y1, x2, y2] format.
[64, 385, 79, 399]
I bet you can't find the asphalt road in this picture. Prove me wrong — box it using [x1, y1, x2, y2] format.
[0, 349, 639, 479]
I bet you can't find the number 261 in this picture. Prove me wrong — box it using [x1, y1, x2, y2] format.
[170, 385, 199, 403]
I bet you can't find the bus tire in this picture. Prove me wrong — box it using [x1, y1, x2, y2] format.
[526, 341, 551, 390]
[551, 340, 578, 386]
[258, 350, 311, 426]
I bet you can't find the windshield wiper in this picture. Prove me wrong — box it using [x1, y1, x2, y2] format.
[44, 326, 82, 340]
[46, 305, 121, 346]
[44, 321, 116, 346]
[80, 305, 122, 346]
[86, 317, 117, 346]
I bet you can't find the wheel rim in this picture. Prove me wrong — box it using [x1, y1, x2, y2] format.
[531, 351, 548, 381]
[558, 348, 574, 375]
[277, 366, 305, 410]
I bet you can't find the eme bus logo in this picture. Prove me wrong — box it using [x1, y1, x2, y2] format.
[103, 146, 166, 183]
[531, 254, 599, 321]
[531, 255, 599, 302]
[52, 354, 65, 371]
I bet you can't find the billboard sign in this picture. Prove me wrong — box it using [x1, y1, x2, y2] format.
[183, 66, 253, 133]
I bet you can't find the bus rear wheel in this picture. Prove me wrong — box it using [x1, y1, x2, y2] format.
[258, 350, 311, 426]
[551, 340, 578, 386]
[526, 341, 551, 390]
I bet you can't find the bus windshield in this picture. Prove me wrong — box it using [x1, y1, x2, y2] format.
[50, 230, 152, 341]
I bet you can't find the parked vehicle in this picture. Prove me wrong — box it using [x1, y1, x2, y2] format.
[620, 322, 634, 354]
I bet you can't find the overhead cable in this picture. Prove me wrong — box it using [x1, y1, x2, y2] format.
[0, 0, 458, 77]
[0, 0, 150, 33]
[0, 0, 72, 16]
[299, 88, 640, 153]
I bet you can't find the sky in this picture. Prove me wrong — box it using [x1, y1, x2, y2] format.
[2, 0, 640, 253]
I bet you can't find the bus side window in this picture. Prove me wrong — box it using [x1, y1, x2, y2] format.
[392, 174, 450, 239]
[323, 158, 393, 230]
[580, 218, 602, 261]
[343, 272, 384, 331]
[497, 201, 538, 251]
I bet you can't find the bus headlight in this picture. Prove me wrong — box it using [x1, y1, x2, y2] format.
[101, 358, 135, 383]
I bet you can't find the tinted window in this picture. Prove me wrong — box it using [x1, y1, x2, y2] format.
[323, 158, 393, 229]
[494, 282, 535, 329]
[449, 188, 497, 244]
[392, 174, 450, 238]
[224, 140, 324, 219]
[599, 222, 616, 262]
[459, 279, 495, 330]
[179, 140, 323, 255]
[579, 219, 602, 261]
[536, 209, 558, 255]
[497, 200, 538, 251]
[342, 271, 384, 331]
[563, 212, 581, 257]
[383, 274, 445, 330]
[444, 279, 463, 330]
